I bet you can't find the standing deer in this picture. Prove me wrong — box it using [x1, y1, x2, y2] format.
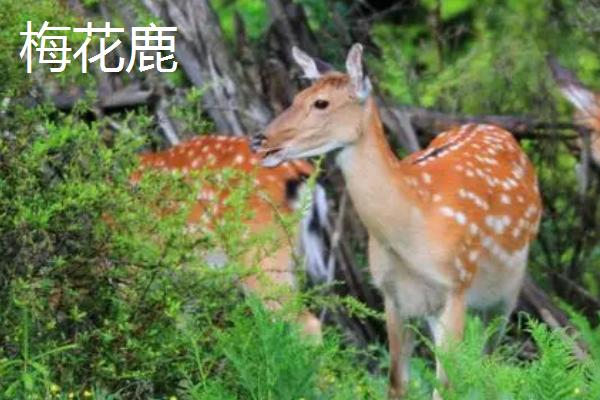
[136, 135, 330, 339]
[254, 44, 542, 398]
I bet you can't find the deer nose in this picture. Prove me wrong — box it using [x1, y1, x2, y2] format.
[250, 132, 267, 152]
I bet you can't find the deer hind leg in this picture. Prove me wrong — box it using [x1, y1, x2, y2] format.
[484, 270, 525, 353]
[242, 243, 322, 341]
[427, 290, 466, 400]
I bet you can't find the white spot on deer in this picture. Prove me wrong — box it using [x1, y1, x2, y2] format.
[500, 194, 511, 204]
[440, 206, 455, 218]
[197, 189, 215, 201]
[481, 235, 493, 249]
[234, 154, 245, 165]
[469, 223, 479, 235]
[485, 216, 495, 229]
[191, 158, 201, 168]
[468, 250, 479, 262]
[485, 215, 509, 234]
[454, 258, 464, 271]
[432, 194, 442, 203]
[406, 177, 418, 187]
[422, 172, 432, 184]
[454, 258, 469, 281]
[455, 212, 467, 225]
[512, 165, 525, 179]
[462, 190, 489, 210]
[524, 205, 538, 218]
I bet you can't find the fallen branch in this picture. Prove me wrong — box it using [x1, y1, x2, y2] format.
[155, 97, 181, 146]
[100, 86, 155, 111]
[378, 102, 582, 141]
[520, 274, 588, 361]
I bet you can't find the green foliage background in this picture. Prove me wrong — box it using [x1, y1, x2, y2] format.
[1, 0, 599, 399]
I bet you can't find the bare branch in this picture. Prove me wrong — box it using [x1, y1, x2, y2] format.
[520, 275, 588, 361]
[155, 97, 180, 146]
[379, 103, 582, 140]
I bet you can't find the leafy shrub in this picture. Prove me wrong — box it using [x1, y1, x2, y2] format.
[0, 92, 382, 400]
[402, 317, 600, 400]
[0, 97, 260, 397]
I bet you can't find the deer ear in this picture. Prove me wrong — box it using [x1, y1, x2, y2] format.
[345, 43, 372, 102]
[292, 46, 322, 80]
[548, 56, 598, 115]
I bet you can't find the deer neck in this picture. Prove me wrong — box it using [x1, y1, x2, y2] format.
[335, 98, 418, 249]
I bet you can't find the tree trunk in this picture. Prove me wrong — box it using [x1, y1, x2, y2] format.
[141, 0, 273, 135]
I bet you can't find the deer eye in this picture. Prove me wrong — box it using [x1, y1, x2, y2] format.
[313, 99, 329, 110]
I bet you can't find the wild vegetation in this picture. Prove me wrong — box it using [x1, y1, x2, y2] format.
[1, 0, 599, 399]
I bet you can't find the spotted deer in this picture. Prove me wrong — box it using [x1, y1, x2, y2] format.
[136, 135, 330, 339]
[548, 57, 600, 168]
[254, 44, 542, 398]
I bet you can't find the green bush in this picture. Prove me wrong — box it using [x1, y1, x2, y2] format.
[0, 93, 271, 397]
[0, 94, 382, 400]
[361, 316, 598, 400]
[430, 318, 599, 400]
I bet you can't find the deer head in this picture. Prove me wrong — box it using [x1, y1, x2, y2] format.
[254, 44, 372, 167]
[548, 57, 600, 135]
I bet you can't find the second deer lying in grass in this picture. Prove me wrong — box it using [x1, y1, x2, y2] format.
[254, 44, 542, 398]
